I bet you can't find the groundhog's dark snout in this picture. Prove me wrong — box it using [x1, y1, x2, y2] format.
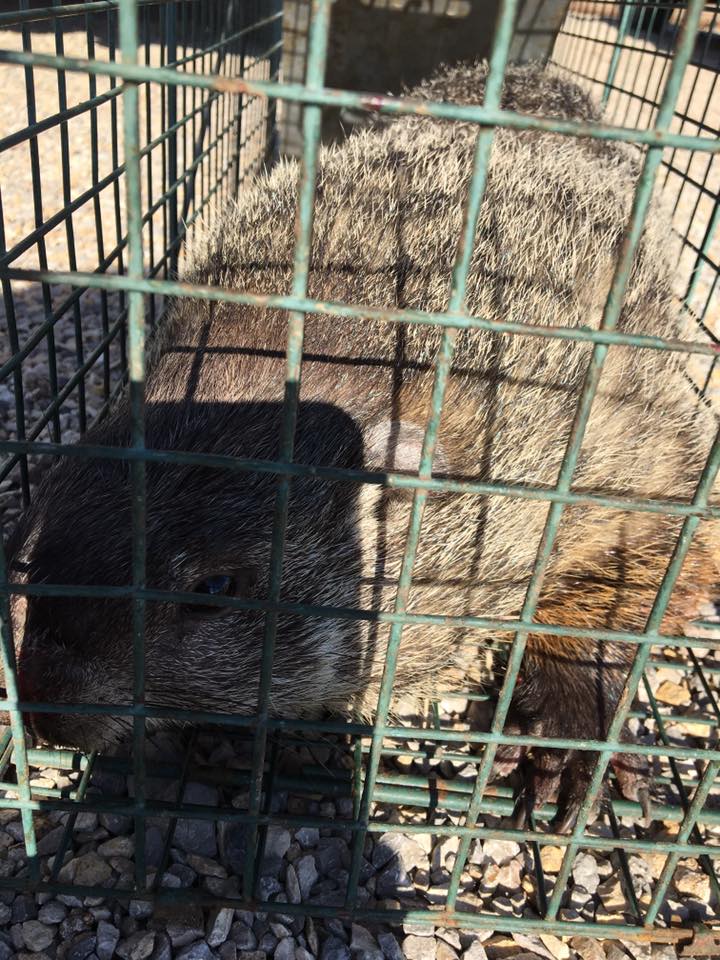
[17, 637, 127, 750]
[15, 629, 64, 746]
[11, 588, 134, 749]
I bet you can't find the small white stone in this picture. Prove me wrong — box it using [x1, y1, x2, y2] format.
[274, 939, 295, 960]
[569, 885, 593, 910]
[402, 923, 435, 938]
[97, 836, 134, 859]
[264, 827, 291, 861]
[350, 924, 383, 960]
[403, 935, 436, 960]
[186, 854, 227, 878]
[206, 907, 233, 948]
[377, 932, 404, 960]
[431, 836, 460, 871]
[539, 846, 565, 873]
[598, 876, 630, 912]
[296, 854, 318, 900]
[437, 943, 459, 960]
[571, 853, 599, 895]
[481, 839, 521, 866]
[497, 860, 522, 890]
[674, 865, 710, 900]
[655, 680, 690, 706]
[285, 864, 301, 905]
[436, 930, 462, 951]
[539, 934, 570, 960]
[570, 935, 605, 960]
[21, 921, 55, 953]
[294, 827, 319, 849]
[462, 941, 488, 960]
[372, 833, 429, 872]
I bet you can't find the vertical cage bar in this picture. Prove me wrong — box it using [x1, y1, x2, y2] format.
[53, 0, 87, 435]
[0, 193, 31, 507]
[346, 0, 521, 911]
[143, 4, 157, 327]
[242, 0, 332, 901]
[543, 0, 710, 920]
[266, 0, 284, 166]
[602, 1, 633, 107]
[86, 17, 113, 404]
[0, 559, 38, 882]
[118, 0, 148, 891]
[20, 0, 61, 444]
[165, 1, 179, 278]
[107, 10, 127, 375]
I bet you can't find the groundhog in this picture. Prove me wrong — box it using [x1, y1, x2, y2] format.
[6, 61, 719, 833]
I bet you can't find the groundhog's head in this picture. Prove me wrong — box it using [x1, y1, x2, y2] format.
[6, 399, 370, 750]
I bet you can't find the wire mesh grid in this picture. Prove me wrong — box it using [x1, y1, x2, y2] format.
[0, 0, 281, 522]
[551, 0, 720, 398]
[0, 0, 718, 947]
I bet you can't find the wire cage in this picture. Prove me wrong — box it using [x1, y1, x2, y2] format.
[0, 0, 719, 951]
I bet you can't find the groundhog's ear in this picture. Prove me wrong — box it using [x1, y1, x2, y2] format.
[364, 420, 451, 496]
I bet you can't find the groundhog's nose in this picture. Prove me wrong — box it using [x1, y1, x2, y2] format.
[15, 617, 74, 744]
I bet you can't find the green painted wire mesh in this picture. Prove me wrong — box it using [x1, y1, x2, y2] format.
[0, 0, 718, 944]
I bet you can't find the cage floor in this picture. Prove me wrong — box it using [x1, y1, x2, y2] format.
[0, 637, 716, 959]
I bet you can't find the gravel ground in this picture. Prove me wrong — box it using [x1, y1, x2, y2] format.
[0, 658, 715, 960]
[1, 9, 720, 960]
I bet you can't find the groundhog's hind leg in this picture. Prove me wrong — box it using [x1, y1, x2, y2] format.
[490, 535, 718, 833]
[493, 632, 649, 833]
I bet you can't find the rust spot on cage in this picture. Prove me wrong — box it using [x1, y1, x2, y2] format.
[213, 76, 251, 95]
[359, 95, 387, 112]
[677, 927, 720, 956]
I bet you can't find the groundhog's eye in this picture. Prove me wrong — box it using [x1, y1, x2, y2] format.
[182, 569, 258, 619]
[183, 574, 237, 618]
[197, 575, 235, 597]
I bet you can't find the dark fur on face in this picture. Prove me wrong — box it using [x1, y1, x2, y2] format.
[8, 61, 720, 831]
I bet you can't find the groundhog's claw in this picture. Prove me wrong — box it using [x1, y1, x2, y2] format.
[552, 804, 580, 836]
[504, 743, 653, 831]
[610, 751, 653, 823]
[489, 702, 652, 830]
[504, 750, 589, 833]
[511, 791, 531, 831]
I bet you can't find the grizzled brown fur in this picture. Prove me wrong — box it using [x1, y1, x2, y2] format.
[8, 61, 720, 828]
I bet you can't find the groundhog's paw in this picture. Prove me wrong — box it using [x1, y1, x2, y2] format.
[509, 745, 569, 831]
[491, 720, 528, 780]
[508, 742, 651, 833]
[499, 701, 651, 831]
[610, 750, 652, 822]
